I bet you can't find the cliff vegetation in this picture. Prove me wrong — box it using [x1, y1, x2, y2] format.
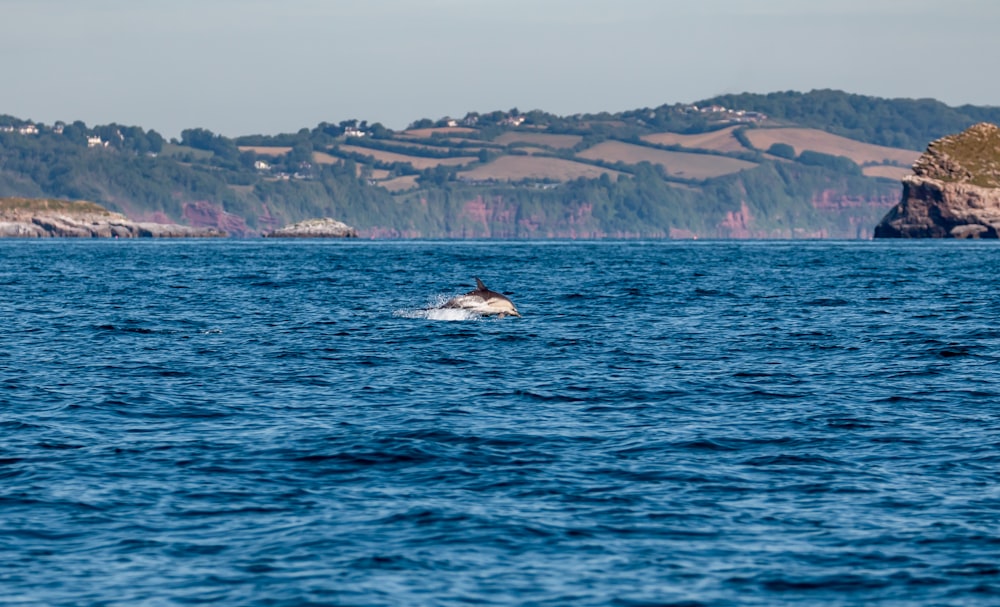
[911, 123, 1000, 188]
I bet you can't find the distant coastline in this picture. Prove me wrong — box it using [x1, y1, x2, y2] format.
[3, 90, 999, 239]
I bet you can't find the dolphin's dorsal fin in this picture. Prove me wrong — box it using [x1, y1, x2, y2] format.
[475, 277, 487, 291]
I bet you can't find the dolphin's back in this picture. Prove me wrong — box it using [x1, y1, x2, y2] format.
[469, 277, 505, 300]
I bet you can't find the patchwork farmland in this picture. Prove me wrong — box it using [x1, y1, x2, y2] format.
[576, 141, 758, 179]
[234, 111, 921, 200]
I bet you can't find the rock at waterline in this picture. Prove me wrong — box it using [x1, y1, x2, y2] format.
[875, 123, 1000, 238]
[0, 198, 226, 238]
[263, 218, 359, 238]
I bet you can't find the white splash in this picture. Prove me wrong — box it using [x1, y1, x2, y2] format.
[394, 294, 483, 321]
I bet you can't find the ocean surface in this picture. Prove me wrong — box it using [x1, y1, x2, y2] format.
[2, 239, 1000, 606]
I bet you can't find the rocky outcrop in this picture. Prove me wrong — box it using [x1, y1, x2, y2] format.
[0, 198, 226, 238]
[874, 177, 1000, 238]
[875, 123, 1000, 238]
[263, 217, 359, 238]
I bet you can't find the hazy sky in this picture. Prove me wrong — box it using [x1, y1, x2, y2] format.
[3, 0, 998, 138]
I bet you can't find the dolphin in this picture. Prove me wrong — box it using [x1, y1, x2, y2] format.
[442, 277, 521, 318]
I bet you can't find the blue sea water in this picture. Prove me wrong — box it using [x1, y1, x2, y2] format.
[2, 239, 1000, 606]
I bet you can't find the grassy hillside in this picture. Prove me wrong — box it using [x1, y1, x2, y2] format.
[743, 128, 919, 166]
[576, 141, 757, 180]
[641, 126, 747, 154]
[493, 132, 583, 149]
[0, 197, 113, 215]
[336, 145, 478, 170]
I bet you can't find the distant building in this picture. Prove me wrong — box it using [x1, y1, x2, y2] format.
[344, 126, 366, 137]
[254, 160, 271, 171]
[0, 125, 14, 133]
[87, 135, 105, 148]
[18, 124, 38, 135]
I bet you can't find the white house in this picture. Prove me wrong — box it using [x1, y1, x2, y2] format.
[18, 124, 38, 135]
[344, 126, 366, 137]
[254, 160, 271, 171]
[87, 135, 105, 148]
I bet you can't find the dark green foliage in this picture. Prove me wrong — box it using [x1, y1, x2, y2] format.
[233, 132, 301, 147]
[367, 123, 390, 139]
[796, 150, 862, 175]
[418, 165, 456, 187]
[181, 127, 240, 165]
[767, 142, 796, 159]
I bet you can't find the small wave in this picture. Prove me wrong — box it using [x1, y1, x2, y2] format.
[758, 573, 891, 592]
[673, 438, 738, 451]
[743, 453, 849, 467]
[805, 298, 850, 306]
[95, 324, 157, 334]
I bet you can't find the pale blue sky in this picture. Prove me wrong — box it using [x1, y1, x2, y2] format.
[2, 0, 998, 138]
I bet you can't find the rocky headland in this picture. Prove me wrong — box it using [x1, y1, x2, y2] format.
[0, 198, 227, 238]
[874, 123, 1000, 238]
[263, 218, 359, 238]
